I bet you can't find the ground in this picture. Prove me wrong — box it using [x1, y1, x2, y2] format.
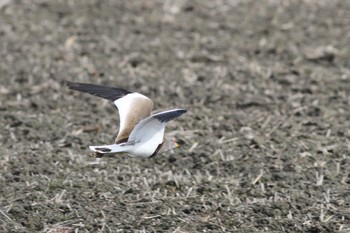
[1, 0, 350, 232]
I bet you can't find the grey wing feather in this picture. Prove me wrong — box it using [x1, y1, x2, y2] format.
[127, 109, 186, 144]
[66, 81, 131, 101]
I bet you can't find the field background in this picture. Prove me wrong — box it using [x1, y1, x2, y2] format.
[1, 0, 350, 232]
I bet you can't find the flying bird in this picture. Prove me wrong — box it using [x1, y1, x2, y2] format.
[66, 82, 187, 158]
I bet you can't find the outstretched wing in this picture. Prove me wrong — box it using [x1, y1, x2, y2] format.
[66, 82, 131, 100]
[66, 82, 154, 143]
[151, 109, 187, 123]
[127, 109, 187, 145]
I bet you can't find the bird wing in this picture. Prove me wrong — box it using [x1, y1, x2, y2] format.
[127, 109, 187, 145]
[66, 82, 153, 143]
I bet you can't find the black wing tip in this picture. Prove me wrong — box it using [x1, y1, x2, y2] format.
[172, 109, 187, 115]
[153, 109, 187, 123]
[63, 80, 83, 86]
[65, 81, 132, 101]
[64, 81, 94, 91]
[65, 81, 84, 90]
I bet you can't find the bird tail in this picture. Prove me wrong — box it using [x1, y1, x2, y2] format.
[89, 143, 131, 154]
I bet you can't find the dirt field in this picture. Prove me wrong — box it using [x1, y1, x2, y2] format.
[1, 0, 350, 232]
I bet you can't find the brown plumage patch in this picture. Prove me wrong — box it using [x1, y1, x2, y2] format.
[115, 96, 153, 143]
[115, 137, 128, 144]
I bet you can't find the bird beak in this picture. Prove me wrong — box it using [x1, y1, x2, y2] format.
[175, 142, 180, 148]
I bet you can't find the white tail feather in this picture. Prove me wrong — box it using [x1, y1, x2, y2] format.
[89, 144, 131, 154]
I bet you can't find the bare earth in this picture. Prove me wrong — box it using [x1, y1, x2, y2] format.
[1, 0, 350, 232]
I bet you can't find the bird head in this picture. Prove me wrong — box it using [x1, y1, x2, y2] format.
[162, 136, 181, 152]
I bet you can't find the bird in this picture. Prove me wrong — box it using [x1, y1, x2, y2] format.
[66, 81, 187, 158]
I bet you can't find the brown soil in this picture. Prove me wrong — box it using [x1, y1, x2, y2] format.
[1, 0, 350, 232]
